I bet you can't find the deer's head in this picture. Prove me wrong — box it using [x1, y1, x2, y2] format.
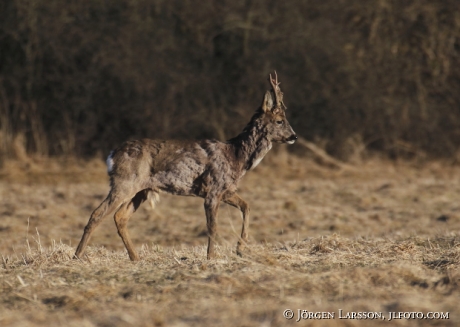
[260, 72, 297, 144]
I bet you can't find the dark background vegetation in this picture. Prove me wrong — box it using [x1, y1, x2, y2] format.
[1, 0, 460, 162]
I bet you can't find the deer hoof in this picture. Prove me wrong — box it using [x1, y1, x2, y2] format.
[236, 244, 245, 257]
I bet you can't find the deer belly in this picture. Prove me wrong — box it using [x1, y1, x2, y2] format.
[153, 163, 205, 196]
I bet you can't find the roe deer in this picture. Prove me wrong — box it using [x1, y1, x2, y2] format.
[74, 72, 297, 260]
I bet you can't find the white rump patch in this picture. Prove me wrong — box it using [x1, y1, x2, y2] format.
[106, 151, 114, 173]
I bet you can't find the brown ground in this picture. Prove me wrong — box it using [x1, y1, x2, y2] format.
[0, 154, 459, 326]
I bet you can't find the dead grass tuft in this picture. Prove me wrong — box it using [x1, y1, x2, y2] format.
[1, 157, 460, 326]
[1, 235, 459, 326]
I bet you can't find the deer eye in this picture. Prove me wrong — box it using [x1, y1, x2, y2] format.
[276, 120, 283, 125]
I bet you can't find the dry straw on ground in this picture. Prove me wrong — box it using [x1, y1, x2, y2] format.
[1, 155, 459, 326]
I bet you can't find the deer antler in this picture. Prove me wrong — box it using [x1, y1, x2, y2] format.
[269, 71, 287, 110]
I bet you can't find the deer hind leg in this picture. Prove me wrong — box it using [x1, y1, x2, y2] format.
[74, 193, 125, 259]
[114, 189, 152, 261]
[204, 194, 222, 260]
[223, 193, 250, 256]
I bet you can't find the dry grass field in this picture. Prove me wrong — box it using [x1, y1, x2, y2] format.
[1, 153, 459, 326]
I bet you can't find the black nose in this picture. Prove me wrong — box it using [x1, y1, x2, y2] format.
[288, 135, 298, 141]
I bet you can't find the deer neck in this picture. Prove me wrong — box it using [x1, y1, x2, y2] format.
[230, 122, 272, 172]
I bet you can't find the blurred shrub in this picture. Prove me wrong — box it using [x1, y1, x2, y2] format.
[1, 0, 459, 160]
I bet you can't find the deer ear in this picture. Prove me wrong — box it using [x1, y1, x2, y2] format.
[262, 91, 274, 112]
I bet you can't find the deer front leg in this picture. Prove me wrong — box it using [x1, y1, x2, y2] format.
[204, 195, 221, 259]
[223, 193, 250, 256]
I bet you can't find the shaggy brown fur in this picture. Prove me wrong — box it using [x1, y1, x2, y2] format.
[74, 73, 297, 260]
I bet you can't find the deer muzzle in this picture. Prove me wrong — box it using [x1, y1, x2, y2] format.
[286, 134, 298, 144]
